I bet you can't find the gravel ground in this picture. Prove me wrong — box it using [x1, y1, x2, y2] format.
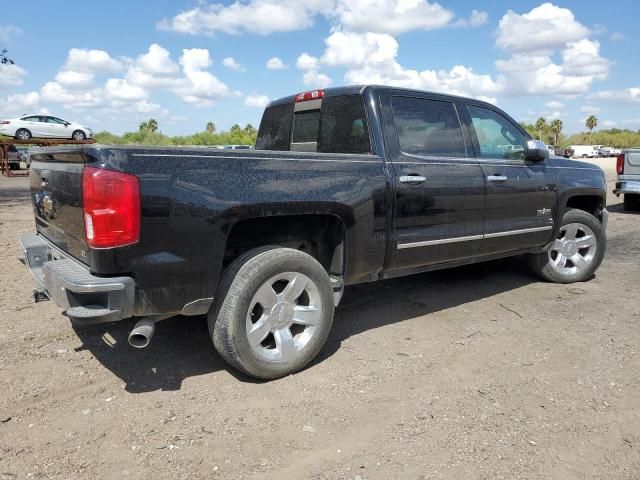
[0, 158, 638, 480]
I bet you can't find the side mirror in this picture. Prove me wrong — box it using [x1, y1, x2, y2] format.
[525, 139, 549, 162]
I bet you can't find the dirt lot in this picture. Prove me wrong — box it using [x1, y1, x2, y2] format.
[0, 159, 638, 480]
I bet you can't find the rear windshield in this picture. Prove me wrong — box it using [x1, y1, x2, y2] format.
[256, 94, 371, 154]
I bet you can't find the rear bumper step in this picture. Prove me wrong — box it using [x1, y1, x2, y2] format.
[19, 234, 135, 326]
[614, 178, 640, 196]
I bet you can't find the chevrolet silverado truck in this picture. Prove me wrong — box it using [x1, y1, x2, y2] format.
[19, 85, 608, 379]
[614, 148, 640, 210]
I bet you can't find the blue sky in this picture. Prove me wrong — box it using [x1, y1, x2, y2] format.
[0, 0, 638, 135]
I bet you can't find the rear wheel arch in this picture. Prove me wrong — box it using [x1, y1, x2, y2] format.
[222, 213, 347, 277]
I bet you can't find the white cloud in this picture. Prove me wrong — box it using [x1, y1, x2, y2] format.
[266, 57, 286, 70]
[315, 31, 500, 100]
[496, 3, 590, 53]
[302, 70, 332, 88]
[322, 31, 397, 67]
[545, 100, 564, 109]
[222, 56, 246, 72]
[104, 78, 148, 100]
[63, 48, 123, 73]
[454, 9, 488, 28]
[601, 120, 616, 128]
[55, 70, 95, 88]
[588, 87, 640, 103]
[296, 52, 320, 71]
[40, 81, 103, 108]
[0, 25, 22, 43]
[580, 105, 600, 113]
[334, 0, 454, 34]
[561, 39, 610, 78]
[492, 5, 610, 96]
[135, 43, 179, 75]
[0, 63, 27, 88]
[610, 32, 624, 43]
[0, 91, 43, 116]
[157, 0, 334, 36]
[244, 93, 270, 107]
[175, 48, 230, 106]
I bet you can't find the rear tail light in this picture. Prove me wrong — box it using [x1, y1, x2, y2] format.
[82, 167, 140, 248]
[295, 89, 324, 102]
[616, 154, 625, 175]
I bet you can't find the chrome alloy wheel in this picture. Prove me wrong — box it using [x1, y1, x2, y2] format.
[547, 222, 597, 276]
[246, 272, 322, 362]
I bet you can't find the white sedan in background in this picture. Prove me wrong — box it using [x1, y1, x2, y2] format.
[0, 114, 93, 141]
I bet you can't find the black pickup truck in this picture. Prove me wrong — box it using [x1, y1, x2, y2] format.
[20, 85, 608, 379]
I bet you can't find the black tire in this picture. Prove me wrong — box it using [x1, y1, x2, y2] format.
[527, 209, 606, 283]
[15, 129, 31, 140]
[623, 194, 640, 211]
[209, 246, 335, 380]
[72, 130, 86, 141]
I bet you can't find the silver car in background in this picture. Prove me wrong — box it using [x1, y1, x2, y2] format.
[614, 149, 640, 210]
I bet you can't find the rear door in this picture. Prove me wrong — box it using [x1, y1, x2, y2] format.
[22, 116, 49, 137]
[381, 92, 485, 271]
[463, 103, 556, 254]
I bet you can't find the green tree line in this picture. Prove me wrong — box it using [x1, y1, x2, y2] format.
[95, 119, 258, 147]
[520, 115, 640, 149]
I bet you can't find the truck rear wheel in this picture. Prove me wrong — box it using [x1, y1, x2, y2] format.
[209, 246, 335, 380]
[527, 208, 605, 283]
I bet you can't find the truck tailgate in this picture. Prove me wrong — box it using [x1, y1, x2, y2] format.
[29, 148, 88, 264]
[623, 149, 640, 176]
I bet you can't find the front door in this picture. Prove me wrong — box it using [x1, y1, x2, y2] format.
[383, 93, 485, 271]
[464, 103, 556, 254]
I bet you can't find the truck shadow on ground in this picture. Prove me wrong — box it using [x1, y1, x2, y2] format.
[73, 257, 535, 393]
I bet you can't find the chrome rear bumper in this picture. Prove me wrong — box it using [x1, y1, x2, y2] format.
[19, 234, 135, 326]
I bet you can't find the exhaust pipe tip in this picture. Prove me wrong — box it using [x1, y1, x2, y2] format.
[128, 318, 155, 349]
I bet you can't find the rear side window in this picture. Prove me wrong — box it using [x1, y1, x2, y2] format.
[391, 97, 466, 158]
[255, 103, 293, 151]
[318, 95, 371, 154]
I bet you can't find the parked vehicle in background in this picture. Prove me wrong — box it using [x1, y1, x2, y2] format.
[546, 145, 555, 155]
[598, 147, 621, 157]
[214, 144, 254, 150]
[614, 149, 640, 210]
[0, 114, 93, 141]
[19, 85, 609, 380]
[563, 147, 574, 158]
[4, 144, 20, 169]
[569, 145, 598, 158]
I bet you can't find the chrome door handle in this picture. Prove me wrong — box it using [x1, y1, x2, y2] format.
[399, 175, 427, 184]
[486, 175, 508, 182]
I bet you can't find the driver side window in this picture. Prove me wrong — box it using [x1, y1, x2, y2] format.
[468, 105, 526, 160]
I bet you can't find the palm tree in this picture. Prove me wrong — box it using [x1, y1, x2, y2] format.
[206, 121, 216, 134]
[550, 119, 563, 146]
[147, 118, 158, 133]
[230, 124, 241, 132]
[585, 115, 598, 143]
[535, 117, 547, 141]
[138, 121, 148, 131]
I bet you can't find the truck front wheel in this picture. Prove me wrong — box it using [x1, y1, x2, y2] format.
[527, 208, 606, 283]
[209, 247, 335, 380]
